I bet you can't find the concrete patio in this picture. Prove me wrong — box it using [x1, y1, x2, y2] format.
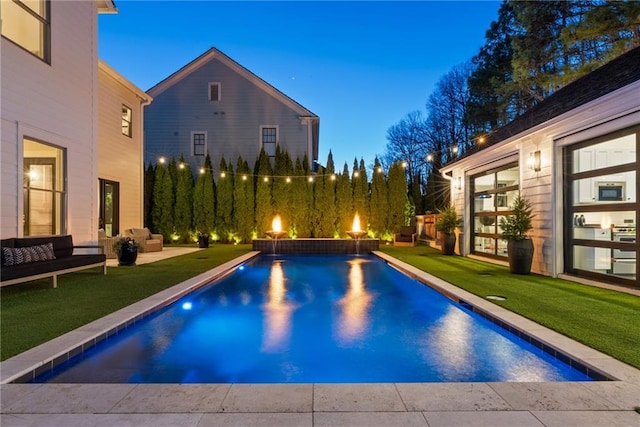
[2, 250, 639, 426]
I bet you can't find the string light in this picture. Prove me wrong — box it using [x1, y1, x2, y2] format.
[152, 155, 413, 181]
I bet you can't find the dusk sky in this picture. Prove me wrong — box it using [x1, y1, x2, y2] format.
[98, 1, 500, 170]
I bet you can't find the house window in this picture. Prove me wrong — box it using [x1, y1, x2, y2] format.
[471, 163, 519, 259]
[192, 132, 206, 156]
[261, 126, 278, 157]
[565, 126, 638, 287]
[121, 105, 132, 137]
[1, 0, 50, 63]
[209, 82, 221, 101]
[23, 138, 65, 236]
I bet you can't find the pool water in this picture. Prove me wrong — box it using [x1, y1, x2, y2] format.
[34, 255, 593, 383]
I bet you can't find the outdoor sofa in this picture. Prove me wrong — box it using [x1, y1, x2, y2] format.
[122, 227, 163, 252]
[0, 235, 106, 288]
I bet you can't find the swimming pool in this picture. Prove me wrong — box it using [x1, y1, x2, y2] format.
[34, 255, 593, 383]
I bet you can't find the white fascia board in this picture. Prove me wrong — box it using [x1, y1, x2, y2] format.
[442, 79, 640, 174]
[99, 60, 153, 103]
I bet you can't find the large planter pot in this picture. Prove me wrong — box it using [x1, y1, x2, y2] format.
[507, 239, 534, 274]
[442, 233, 457, 255]
[117, 244, 138, 266]
[198, 235, 210, 248]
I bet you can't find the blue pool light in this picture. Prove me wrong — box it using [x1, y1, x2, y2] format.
[239, 265, 245, 271]
[181, 302, 193, 310]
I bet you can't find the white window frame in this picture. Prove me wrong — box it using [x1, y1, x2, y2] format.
[208, 82, 221, 101]
[121, 104, 132, 138]
[260, 125, 279, 158]
[1, 0, 51, 63]
[191, 131, 207, 157]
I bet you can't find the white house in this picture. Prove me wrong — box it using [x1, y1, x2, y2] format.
[98, 60, 152, 237]
[441, 47, 639, 289]
[1, 1, 149, 245]
[144, 47, 320, 172]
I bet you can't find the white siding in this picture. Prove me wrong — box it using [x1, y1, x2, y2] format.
[443, 81, 640, 277]
[1, 1, 98, 244]
[98, 63, 148, 233]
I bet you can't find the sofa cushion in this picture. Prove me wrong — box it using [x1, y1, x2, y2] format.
[130, 228, 152, 240]
[15, 235, 74, 258]
[2, 243, 56, 266]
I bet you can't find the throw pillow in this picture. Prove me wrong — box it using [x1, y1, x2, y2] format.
[2, 243, 56, 266]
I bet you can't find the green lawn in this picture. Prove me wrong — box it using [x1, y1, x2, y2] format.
[380, 244, 640, 369]
[0, 244, 252, 360]
[2, 243, 639, 371]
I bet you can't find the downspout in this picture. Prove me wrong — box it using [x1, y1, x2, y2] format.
[139, 95, 152, 227]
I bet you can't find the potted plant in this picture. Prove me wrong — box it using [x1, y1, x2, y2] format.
[435, 205, 461, 255]
[113, 237, 141, 266]
[500, 195, 535, 274]
[197, 231, 210, 248]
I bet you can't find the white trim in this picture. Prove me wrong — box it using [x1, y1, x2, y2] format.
[190, 131, 207, 157]
[208, 82, 221, 102]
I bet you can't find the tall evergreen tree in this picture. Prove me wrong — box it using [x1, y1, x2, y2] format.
[335, 162, 353, 237]
[151, 161, 174, 241]
[387, 161, 410, 232]
[369, 157, 388, 237]
[233, 156, 255, 242]
[316, 151, 337, 237]
[254, 148, 273, 237]
[299, 153, 315, 238]
[467, 1, 516, 132]
[272, 146, 294, 234]
[290, 157, 311, 237]
[216, 157, 234, 241]
[174, 155, 194, 243]
[193, 154, 215, 238]
[352, 157, 369, 231]
[144, 163, 155, 230]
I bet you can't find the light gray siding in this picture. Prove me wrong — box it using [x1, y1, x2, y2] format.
[145, 52, 316, 170]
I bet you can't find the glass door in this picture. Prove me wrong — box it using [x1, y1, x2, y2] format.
[99, 179, 120, 237]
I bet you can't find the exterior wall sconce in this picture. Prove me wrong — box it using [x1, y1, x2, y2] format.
[456, 176, 462, 191]
[529, 150, 541, 172]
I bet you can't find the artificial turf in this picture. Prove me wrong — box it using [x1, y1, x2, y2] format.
[380, 244, 640, 370]
[0, 244, 252, 360]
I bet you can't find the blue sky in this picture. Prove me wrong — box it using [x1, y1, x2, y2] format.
[99, 1, 500, 170]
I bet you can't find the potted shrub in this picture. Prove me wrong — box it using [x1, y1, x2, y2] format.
[197, 231, 210, 248]
[113, 237, 141, 266]
[435, 205, 461, 255]
[500, 195, 535, 274]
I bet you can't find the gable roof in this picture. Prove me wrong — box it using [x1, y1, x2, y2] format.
[146, 47, 318, 118]
[457, 46, 640, 162]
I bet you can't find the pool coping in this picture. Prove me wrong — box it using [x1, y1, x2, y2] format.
[0, 251, 262, 384]
[2, 250, 640, 423]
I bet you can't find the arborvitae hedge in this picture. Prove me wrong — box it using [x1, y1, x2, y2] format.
[369, 157, 388, 237]
[174, 155, 194, 243]
[144, 147, 413, 242]
[151, 162, 174, 242]
[233, 156, 255, 243]
[216, 157, 234, 242]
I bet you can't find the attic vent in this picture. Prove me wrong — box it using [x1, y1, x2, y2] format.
[209, 82, 220, 101]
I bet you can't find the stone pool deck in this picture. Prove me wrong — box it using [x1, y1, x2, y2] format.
[2, 251, 640, 426]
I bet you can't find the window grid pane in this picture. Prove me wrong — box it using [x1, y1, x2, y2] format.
[262, 127, 277, 157]
[121, 105, 132, 137]
[193, 133, 205, 156]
